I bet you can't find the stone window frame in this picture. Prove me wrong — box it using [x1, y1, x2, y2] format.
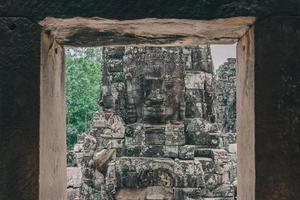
[39, 16, 255, 200]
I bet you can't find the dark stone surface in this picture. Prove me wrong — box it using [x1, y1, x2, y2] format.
[145, 127, 165, 145]
[255, 16, 300, 200]
[0, 18, 40, 200]
[0, 0, 300, 20]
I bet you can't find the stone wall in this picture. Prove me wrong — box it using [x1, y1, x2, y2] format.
[67, 46, 237, 200]
[215, 58, 237, 137]
[215, 58, 238, 191]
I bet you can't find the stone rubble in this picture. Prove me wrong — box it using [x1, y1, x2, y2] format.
[67, 46, 237, 200]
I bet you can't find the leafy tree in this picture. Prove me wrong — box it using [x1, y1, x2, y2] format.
[65, 47, 102, 149]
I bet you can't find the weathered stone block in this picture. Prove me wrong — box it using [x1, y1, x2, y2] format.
[204, 173, 219, 192]
[165, 123, 185, 145]
[185, 72, 206, 90]
[144, 63, 164, 78]
[103, 47, 124, 73]
[105, 58, 124, 73]
[194, 149, 230, 183]
[185, 118, 218, 134]
[185, 101, 203, 118]
[140, 168, 174, 187]
[116, 157, 137, 171]
[143, 105, 166, 124]
[145, 126, 165, 145]
[228, 144, 237, 154]
[106, 162, 117, 194]
[185, 94, 214, 120]
[226, 132, 237, 144]
[92, 111, 125, 139]
[194, 159, 205, 177]
[145, 133, 165, 145]
[120, 171, 139, 188]
[80, 183, 102, 200]
[107, 139, 124, 149]
[151, 158, 175, 174]
[179, 145, 195, 160]
[174, 187, 206, 200]
[93, 149, 115, 168]
[116, 157, 176, 188]
[93, 112, 107, 128]
[194, 157, 214, 174]
[174, 158, 205, 187]
[186, 132, 220, 147]
[165, 79, 185, 122]
[175, 174, 205, 188]
[115, 188, 148, 200]
[185, 89, 204, 103]
[174, 159, 194, 175]
[145, 186, 174, 200]
[163, 146, 179, 158]
[100, 127, 125, 139]
[185, 119, 220, 147]
[143, 145, 165, 157]
[121, 145, 143, 157]
[191, 45, 213, 73]
[93, 170, 105, 190]
[125, 123, 145, 146]
[194, 149, 229, 162]
[96, 136, 111, 150]
[194, 148, 214, 158]
[67, 188, 80, 200]
[104, 47, 125, 60]
[67, 167, 83, 188]
[124, 102, 138, 124]
[82, 168, 95, 186]
[206, 184, 235, 198]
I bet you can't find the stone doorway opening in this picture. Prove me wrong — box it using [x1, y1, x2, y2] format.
[39, 17, 255, 200]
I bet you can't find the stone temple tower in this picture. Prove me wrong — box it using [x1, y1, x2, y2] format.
[67, 46, 236, 200]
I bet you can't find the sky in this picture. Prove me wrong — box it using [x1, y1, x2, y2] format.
[211, 44, 236, 71]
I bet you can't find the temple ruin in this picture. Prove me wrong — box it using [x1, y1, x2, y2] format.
[67, 46, 238, 200]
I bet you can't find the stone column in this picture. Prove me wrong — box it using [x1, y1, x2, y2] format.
[40, 31, 67, 200]
[238, 16, 300, 200]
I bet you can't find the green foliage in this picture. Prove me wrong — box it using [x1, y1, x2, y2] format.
[66, 47, 102, 149]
